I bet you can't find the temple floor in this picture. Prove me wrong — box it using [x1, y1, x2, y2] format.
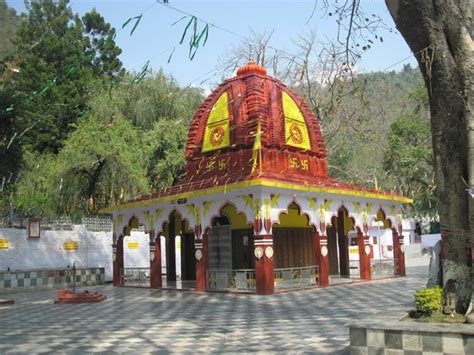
[0, 256, 429, 353]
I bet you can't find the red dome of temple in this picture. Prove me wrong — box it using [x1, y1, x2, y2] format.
[181, 62, 329, 186]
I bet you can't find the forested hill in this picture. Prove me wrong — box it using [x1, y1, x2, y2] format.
[320, 64, 425, 184]
[314, 64, 433, 215]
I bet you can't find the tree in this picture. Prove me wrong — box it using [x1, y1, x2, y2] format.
[309, 0, 472, 314]
[384, 86, 437, 214]
[384, 0, 473, 312]
[82, 9, 124, 79]
[56, 115, 150, 215]
[14, 114, 151, 217]
[11, 0, 123, 154]
[0, 0, 21, 61]
[0, 1, 22, 197]
[13, 151, 62, 217]
[86, 71, 203, 190]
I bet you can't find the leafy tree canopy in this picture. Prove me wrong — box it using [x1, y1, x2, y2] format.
[0, 0, 21, 61]
[9, 0, 123, 154]
[383, 86, 436, 215]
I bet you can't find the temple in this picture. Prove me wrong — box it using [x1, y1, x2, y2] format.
[102, 62, 412, 294]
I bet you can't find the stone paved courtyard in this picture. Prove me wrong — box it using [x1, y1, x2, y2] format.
[0, 257, 429, 354]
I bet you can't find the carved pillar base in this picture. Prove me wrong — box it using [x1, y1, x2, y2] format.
[254, 235, 274, 295]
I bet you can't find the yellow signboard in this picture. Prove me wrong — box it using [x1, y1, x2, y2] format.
[349, 247, 359, 254]
[0, 239, 9, 249]
[63, 241, 79, 251]
[128, 242, 139, 249]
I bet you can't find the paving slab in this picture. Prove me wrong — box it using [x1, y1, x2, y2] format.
[0, 257, 429, 353]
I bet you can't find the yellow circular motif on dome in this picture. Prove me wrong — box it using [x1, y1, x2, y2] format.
[289, 124, 304, 145]
[210, 126, 225, 146]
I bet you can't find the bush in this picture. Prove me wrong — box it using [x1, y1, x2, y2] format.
[415, 287, 443, 314]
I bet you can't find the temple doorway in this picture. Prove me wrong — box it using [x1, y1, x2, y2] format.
[327, 207, 354, 278]
[273, 203, 318, 289]
[207, 203, 254, 291]
[121, 216, 151, 287]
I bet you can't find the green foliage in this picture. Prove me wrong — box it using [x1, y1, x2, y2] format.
[10, 70, 203, 217]
[13, 151, 62, 217]
[0, 0, 21, 61]
[145, 119, 188, 190]
[316, 64, 425, 190]
[10, 0, 123, 154]
[90, 70, 203, 130]
[87, 71, 203, 191]
[0, 85, 22, 186]
[82, 9, 124, 79]
[415, 287, 443, 315]
[306, 66, 435, 215]
[57, 115, 150, 214]
[383, 85, 437, 214]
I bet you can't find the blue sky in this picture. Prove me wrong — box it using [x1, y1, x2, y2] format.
[8, 0, 417, 87]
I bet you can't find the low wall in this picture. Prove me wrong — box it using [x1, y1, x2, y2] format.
[349, 319, 474, 354]
[0, 267, 104, 294]
[0, 227, 149, 283]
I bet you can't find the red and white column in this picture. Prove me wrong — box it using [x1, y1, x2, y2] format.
[195, 232, 208, 291]
[393, 231, 406, 276]
[149, 230, 162, 288]
[112, 235, 124, 286]
[358, 234, 371, 280]
[254, 235, 274, 295]
[315, 234, 330, 287]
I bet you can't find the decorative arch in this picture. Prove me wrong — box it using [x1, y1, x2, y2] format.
[162, 209, 193, 237]
[122, 215, 143, 237]
[327, 204, 355, 234]
[207, 201, 253, 232]
[326, 205, 355, 277]
[273, 201, 312, 229]
[218, 202, 252, 230]
[272, 201, 317, 270]
[375, 208, 393, 229]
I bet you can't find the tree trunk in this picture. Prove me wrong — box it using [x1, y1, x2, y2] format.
[386, 0, 473, 313]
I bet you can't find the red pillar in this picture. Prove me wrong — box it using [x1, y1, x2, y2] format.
[113, 235, 124, 286]
[315, 234, 330, 287]
[195, 233, 208, 291]
[358, 234, 371, 280]
[150, 230, 162, 288]
[254, 235, 274, 295]
[393, 231, 406, 276]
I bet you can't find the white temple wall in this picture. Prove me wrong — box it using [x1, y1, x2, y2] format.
[123, 230, 150, 270]
[0, 226, 149, 281]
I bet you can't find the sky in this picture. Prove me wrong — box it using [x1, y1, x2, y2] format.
[7, 0, 417, 88]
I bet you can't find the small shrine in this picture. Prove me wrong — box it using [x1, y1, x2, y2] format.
[102, 62, 411, 294]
